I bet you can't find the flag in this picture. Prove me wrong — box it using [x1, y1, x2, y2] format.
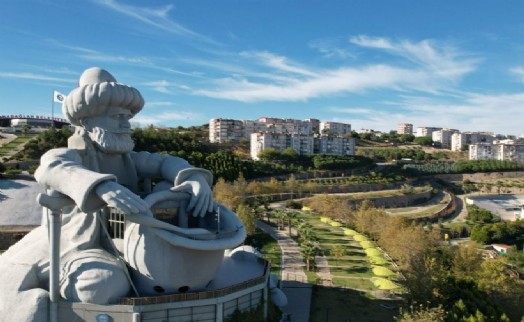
[53, 90, 65, 103]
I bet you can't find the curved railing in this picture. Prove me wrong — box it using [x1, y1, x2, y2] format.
[119, 258, 269, 305]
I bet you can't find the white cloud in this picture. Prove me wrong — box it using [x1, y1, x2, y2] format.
[308, 38, 355, 59]
[195, 64, 443, 102]
[350, 35, 395, 50]
[145, 101, 176, 108]
[193, 36, 479, 103]
[350, 35, 480, 80]
[0, 72, 70, 82]
[239, 51, 318, 77]
[325, 89, 524, 135]
[133, 111, 202, 125]
[510, 67, 524, 82]
[92, 0, 217, 44]
[143, 80, 174, 94]
[392, 93, 524, 134]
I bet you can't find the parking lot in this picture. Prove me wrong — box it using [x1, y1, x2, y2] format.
[466, 194, 524, 221]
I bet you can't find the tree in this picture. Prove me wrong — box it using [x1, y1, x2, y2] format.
[350, 130, 360, 139]
[213, 178, 240, 211]
[236, 203, 256, 236]
[353, 200, 387, 240]
[331, 244, 345, 266]
[395, 305, 446, 322]
[22, 124, 31, 136]
[285, 174, 299, 194]
[300, 240, 319, 271]
[272, 209, 286, 230]
[283, 210, 297, 236]
[413, 136, 433, 146]
[281, 147, 298, 161]
[477, 258, 521, 296]
[399, 134, 415, 143]
[452, 243, 483, 281]
[297, 222, 316, 243]
[257, 148, 281, 161]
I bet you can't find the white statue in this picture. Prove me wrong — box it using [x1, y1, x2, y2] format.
[0, 67, 220, 321]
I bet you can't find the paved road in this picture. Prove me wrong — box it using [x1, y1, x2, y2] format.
[0, 178, 42, 225]
[257, 220, 312, 322]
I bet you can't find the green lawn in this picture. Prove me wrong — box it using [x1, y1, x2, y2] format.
[331, 277, 376, 290]
[0, 134, 37, 156]
[247, 228, 282, 274]
[309, 286, 400, 322]
[266, 208, 403, 320]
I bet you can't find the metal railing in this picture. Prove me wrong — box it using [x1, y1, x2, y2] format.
[119, 258, 269, 305]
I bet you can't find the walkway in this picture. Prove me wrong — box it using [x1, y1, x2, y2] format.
[0, 133, 27, 161]
[315, 253, 333, 286]
[256, 220, 312, 322]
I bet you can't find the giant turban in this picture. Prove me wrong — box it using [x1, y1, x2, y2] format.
[62, 67, 144, 126]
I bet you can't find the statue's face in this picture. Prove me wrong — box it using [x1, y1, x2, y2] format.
[83, 106, 135, 154]
[86, 106, 133, 134]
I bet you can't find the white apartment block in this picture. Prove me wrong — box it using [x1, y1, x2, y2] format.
[211, 117, 326, 144]
[251, 132, 287, 160]
[209, 118, 245, 143]
[451, 132, 494, 151]
[432, 128, 459, 149]
[469, 140, 524, 162]
[250, 132, 355, 160]
[319, 121, 352, 136]
[317, 136, 356, 156]
[469, 143, 494, 160]
[416, 127, 442, 137]
[397, 123, 413, 135]
[291, 135, 315, 156]
[304, 118, 320, 132]
[250, 132, 314, 160]
[243, 120, 266, 139]
[212, 117, 353, 159]
[265, 121, 312, 135]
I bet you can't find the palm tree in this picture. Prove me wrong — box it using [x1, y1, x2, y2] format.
[297, 222, 315, 243]
[300, 240, 320, 271]
[283, 210, 298, 236]
[272, 209, 286, 230]
[331, 244, 346, 266]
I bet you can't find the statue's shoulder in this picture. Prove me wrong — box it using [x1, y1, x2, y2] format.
[41, 147, 82, 162]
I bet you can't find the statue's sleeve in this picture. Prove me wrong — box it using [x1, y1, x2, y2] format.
[131, 151, 213, 186]
[34, 148, 116, 213]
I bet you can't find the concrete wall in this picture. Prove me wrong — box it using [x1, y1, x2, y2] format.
[343, 189, 433, 209]
[0, 226, 36, 250]
[433, 171, 524, 182]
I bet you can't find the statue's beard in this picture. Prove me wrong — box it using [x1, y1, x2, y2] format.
[88, 127, 134, 154]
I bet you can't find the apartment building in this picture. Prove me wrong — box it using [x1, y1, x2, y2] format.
[250, 132, 356, 160]
[265, 120, 313, 135]
[304, 118, 320, 133]
[317, 136, 356, 156]
[209, 118, 245, 143]
[469, 140, 524, 162]
[212, 117, 353, 159]
[319, 121, 352, 136]
[243, 120, 267, 139]
[416, 126, 442, 137]
[250, 132, 314, 160]
[432, 128, 459, 149]
[397, 123, 413, 135]
[451, 132, 494, 151]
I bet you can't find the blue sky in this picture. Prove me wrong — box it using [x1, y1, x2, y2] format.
[2, 1, 524, 135]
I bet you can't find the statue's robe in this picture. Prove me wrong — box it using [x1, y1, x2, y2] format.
[0, 136, 211, 321]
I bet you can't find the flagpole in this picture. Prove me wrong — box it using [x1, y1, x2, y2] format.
[51, 90, 55, 128]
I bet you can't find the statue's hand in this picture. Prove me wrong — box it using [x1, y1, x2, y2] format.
[95, 181, 149, 215]
[170, 174, 216, 217]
